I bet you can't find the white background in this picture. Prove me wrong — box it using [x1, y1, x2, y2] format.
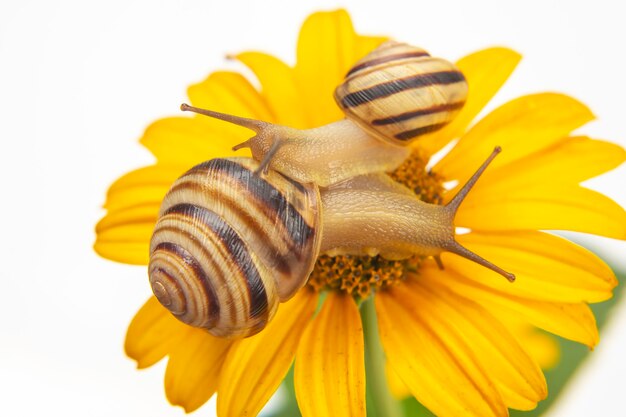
[1, 1, 625, 416]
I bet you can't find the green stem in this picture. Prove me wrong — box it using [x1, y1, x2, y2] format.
[362, 297, 404, 417]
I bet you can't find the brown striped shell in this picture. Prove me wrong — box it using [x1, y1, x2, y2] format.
[148, 157, 322, 338]
[334, 41, 468, 146]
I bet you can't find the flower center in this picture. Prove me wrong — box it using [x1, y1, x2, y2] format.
[306, 149, 445, 300]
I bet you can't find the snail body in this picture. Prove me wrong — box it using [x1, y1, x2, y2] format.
[181, 41, 468, 186]
[149, 149, 513, 338]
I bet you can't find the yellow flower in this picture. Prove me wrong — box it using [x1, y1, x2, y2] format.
[95, 9, 625, 417]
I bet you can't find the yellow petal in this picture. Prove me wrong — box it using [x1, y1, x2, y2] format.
[164, 329, 233, 413]
[102, 186, 165, 213]
[523, 331, 560, 370]
[295, 292, 365, 417]
[217, 289, 318, 417]
[139, 116, 248, 163]
[501, 316, 561, 370]
[385, 361, 411, 399]
[102, 164, 185, 211]
[94, 164, 185, 264]
[419, 47, 522, 156]
[295, 9, 386, 127]
[435, 93, 595, 181]
[188, 71, 274, 121]
[376, 284, 507, 417]
[454, 136, 626, 193]
[442, 231, 617, 303]
[234, 52, 308, 128]
[414, 280, 547, 410]
[125, 297, 192, 369]
[456, 183, 626, 239]
[429, 266, 599, 347]
[94, 223, 154, 264]
[97, 204, 159, 234]
[94, 208, 157, 264]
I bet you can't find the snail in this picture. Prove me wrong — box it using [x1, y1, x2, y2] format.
[148, 148, 514, 338]
[180, 41, 468, 186]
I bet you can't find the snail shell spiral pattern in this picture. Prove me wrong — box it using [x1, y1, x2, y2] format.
[148, 158, 322, 338]
[334, 41, 469, 145]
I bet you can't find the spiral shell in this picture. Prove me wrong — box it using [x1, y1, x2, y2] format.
[148, 157, 322, 338]
[334, 41, 468, 146]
